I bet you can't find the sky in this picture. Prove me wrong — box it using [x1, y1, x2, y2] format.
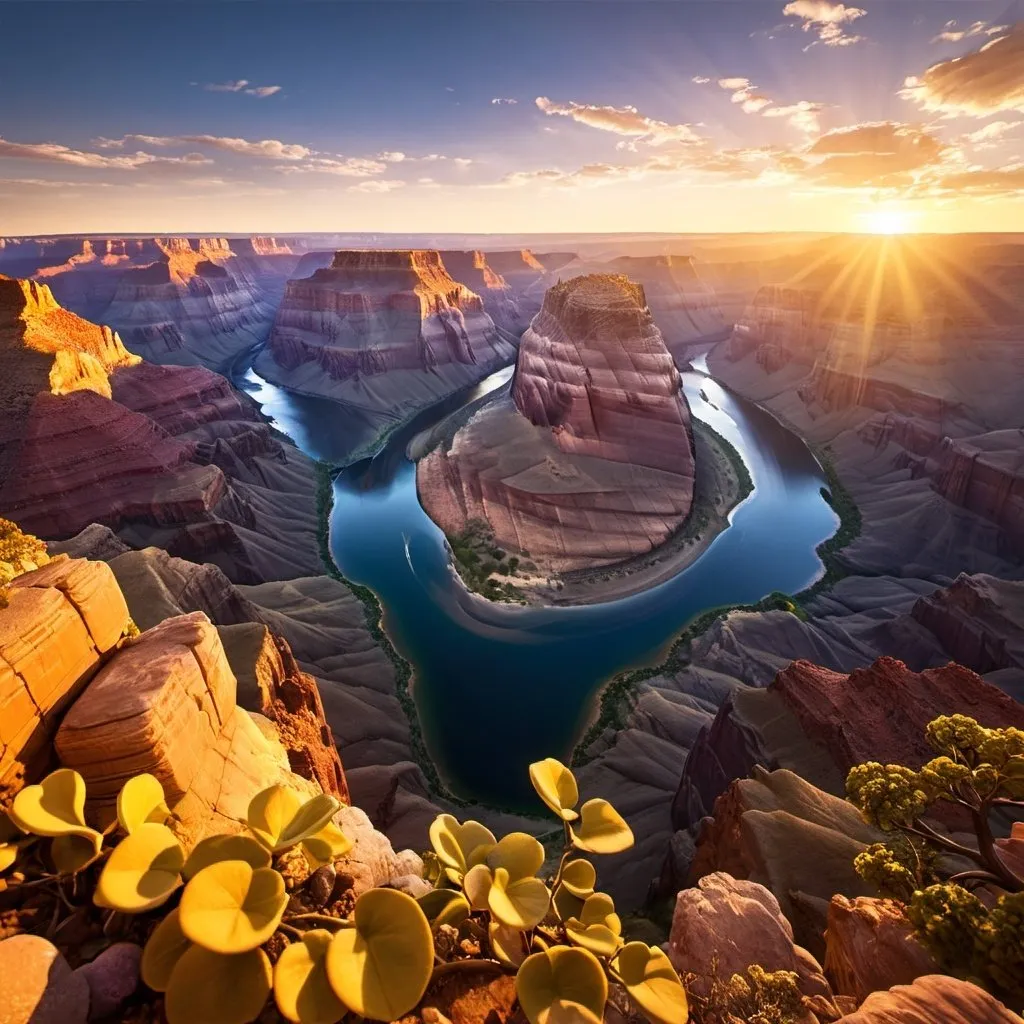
[0, 0, 1022, 235]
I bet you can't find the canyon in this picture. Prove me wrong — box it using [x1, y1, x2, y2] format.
[254, 249, 518, 446]
[416, 274, 703, 592]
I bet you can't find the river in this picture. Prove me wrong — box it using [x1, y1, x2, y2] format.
[236, 355, 839, 809]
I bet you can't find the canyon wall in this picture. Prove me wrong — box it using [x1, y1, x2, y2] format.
[255, 249, 516, 430]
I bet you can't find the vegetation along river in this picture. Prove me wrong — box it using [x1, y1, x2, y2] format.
[236, 355, 839, 809]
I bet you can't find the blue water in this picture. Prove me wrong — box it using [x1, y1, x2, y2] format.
[239, 357, 839, 808]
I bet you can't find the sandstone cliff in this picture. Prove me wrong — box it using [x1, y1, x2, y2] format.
[437, 250, 522, 332]
[255, 249, 516, 435]
[416, 274, 696, 574]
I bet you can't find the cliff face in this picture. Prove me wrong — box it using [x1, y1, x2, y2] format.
[437, 250, 522, 333]
[255, 249, 516, 426]
[417, 274, 696, 573]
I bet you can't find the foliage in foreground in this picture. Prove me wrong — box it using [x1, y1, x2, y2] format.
[0, 517, 50, 606]
[2, 758, 689, 1022]
[846, 714, 1024, 1004]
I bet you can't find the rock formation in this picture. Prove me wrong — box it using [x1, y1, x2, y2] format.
[437, 250, 522, 332]
[835, 975, 1021, 1023]
[417, 274, 696, 574]
[255, 250, 516, 435]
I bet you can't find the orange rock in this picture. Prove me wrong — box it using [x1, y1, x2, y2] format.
[824, 897, 937, 1004]
[835, 975, 1019, 1022]
[0, 558, 128, 804]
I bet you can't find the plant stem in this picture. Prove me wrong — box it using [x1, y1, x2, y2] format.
[430, 959, 510, 981]
[286, 913, 351, 928]
[277, 923, 303, 940]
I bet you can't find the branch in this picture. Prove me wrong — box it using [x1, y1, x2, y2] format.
[430, 959, 510, 982]
[904, 821, 987, 867]
[972, 804, 1023, 893]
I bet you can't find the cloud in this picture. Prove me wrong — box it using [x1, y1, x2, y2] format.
[962, 120, 1022, 147]
[691, 76, 711, 85]
[763, 100, 825, 134]
[105, 134, 312, 160]
[534, 96, 702, 146]
[901, 24, 1024, 116]
[783, 0, 866, 48]
[200, 79, 282, 97]
[0, 137, 212, 171]
[491, 97, 517, 105]
[378, 151, 406, 163]
[347, 179, 405, 193]
[717, 77, 773, 113]
[279, 156, 387, 177]
[932, 20, 1007, 43]
[934, 163, 1024, 194]
[453, 157, 474, 167]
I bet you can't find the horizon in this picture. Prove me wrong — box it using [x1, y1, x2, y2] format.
[1, 0, 1023, 235]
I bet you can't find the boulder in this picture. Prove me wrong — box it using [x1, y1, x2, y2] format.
[1, 558, 129, 804]
[0, 934, 89, 1024]
[824, 897, 937, 1004]
[668, 872, 832, 1001]
[835, 975, 1020, 1023]
[74, 942, 141, 1021]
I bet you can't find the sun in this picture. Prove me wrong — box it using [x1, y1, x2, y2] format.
[861, 207, 914, 235]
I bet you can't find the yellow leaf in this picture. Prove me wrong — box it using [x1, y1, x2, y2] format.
[179, 860, 287, 954]
[417, 887, 471, 927]
[428, 814, 495, 882]
[164, 945, 272, 1024]
[529, 758, 579, 822]
[247, 787, 338, 853]
[51, 831, 103, 874]
[117, 774, 170, 834]
[570, 799, 633, 855]
[486, 867, 550, 931]
[274, 930, 345, 1024]
[560, 858, 596, 899]
[486, 832, 545, 880]
[10, 769, 94, 839]
[183, 835, 272, 880]
[516, 946, 607, 1024]
[612, 942, 689, 1024]
[489, 921, 528, 968]
[325, 887, 433, 1021]
[95, 822, 184, 913]
[141, 908, 192, 992]
[300, 821, 351, 870]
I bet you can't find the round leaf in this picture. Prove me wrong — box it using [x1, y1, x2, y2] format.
[141, 908, 192, 992]
[560, 858, 596, 898]
[516, 946, 608, 1024]
[570, 799, 634, 855]
[301, 821, 351, 869]
[463, 862, 494, 911]
[489, 921, 528, 968]
[580, 892, 620, 934]
[553, 883, 586, 923]
[117, 774, 170, 834]
[247, 787, 338, 853]
[565, 920, 621, 957]
[51, 831, 103, 874]
[10, 769, 93, 838]
[529, 759, 579, 822]
[612, 942, 689, 1024]
[183, 834, 272, 880]
[179, 860, 287, 954]
[95, 822, 184, 913]
[488, 867, 550, 931]
[164, 945, 271, 1024]
[325, 887, 433, 1021]
[428, 814, 495, 879]
[274, 930, 345, 1024]
[486, 832, 545, 881]
[418, 887, 471, 927]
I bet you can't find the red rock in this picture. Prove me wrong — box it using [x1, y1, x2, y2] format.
[824, 897, 937, 1004]
[417, 274, 697, 573]
[437, 250, 521, 332]
[835, 975, 1019, 1023]
[770, 655, 1024, 775]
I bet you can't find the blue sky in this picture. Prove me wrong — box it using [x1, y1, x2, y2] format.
[0, 1, 1022, 233]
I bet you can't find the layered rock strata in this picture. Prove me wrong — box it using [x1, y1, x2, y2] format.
[417, 274, 696, 573]
[0, 558, 129, 803]
[255, 249, 516, 430]
[437, 250, 522, 332]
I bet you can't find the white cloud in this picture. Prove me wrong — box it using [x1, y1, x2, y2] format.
[348, 179, 405, 193]
[106, 134, 312, 160]
[0, 137, 212, 171]
[491, 97, 518, 105]
[534, 96, 701, 146]
[378, 151, 406, 163]
[932, 20, 1007, 43]
[716, 79, 824, 133]
[783, 1, 866, 48]
[199, 79, 282, 98]
[280, 156, 387, 177]
[717, 77, 773, 113]
[691, 76, 711, 85]
[963, 120, 1022, 146]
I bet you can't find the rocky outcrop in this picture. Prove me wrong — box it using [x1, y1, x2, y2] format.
[835, 975, 1020, 1023]
[255, 249, 516, 431]
[682, 769, 881, 958]
[726, 285, 826, 364]
[437, 250, 522, 332]
[54, 609, 317, 847]
[0, 558, 129, 804]
[605, 255, 728, 360]
[417, 274, 696, 573]
[824, 897, 937, 1005]
[668, 872, 833, 1001]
